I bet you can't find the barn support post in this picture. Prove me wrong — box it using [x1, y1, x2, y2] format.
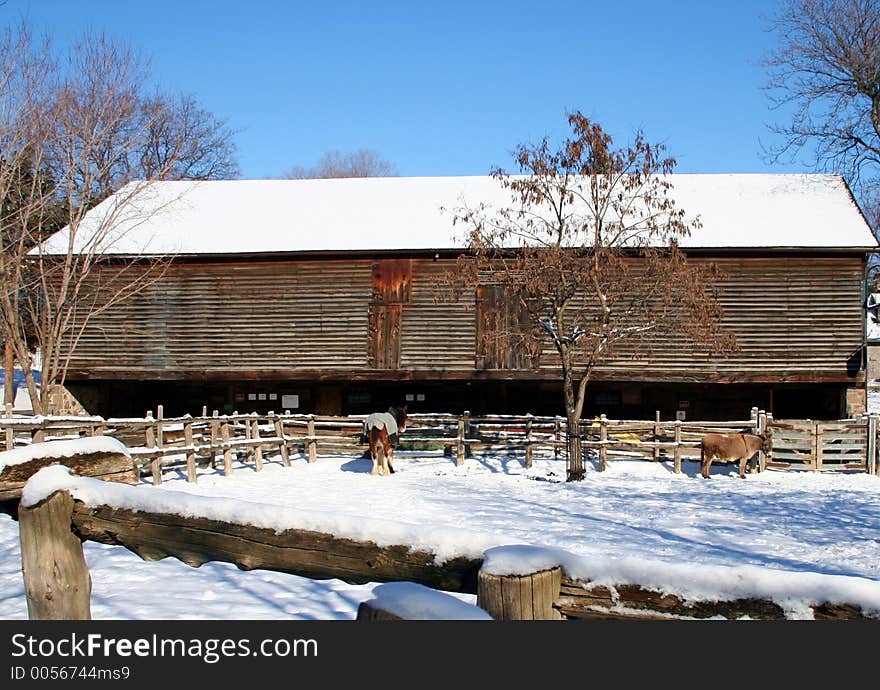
[477, 567, 563, 620]
[184, 421, 196, 483]
[306, 415, 317, 463]
[524, 415, 534, 469]
[598, 414, 608, 472]
[18, 490, 91, 620]
[673, 421, 682, 474]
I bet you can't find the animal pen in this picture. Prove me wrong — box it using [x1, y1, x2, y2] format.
[1, 405, 878, 489]
[5, 402, 879, 621]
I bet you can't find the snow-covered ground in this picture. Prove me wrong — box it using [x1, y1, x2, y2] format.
[2, 449, 879, 619]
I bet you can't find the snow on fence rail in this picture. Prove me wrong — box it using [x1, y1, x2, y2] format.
[1, 404, 878, 489]
[17, 468, 880, 621]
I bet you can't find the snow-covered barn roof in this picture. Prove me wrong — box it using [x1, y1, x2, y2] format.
[44, 173, 879, 255]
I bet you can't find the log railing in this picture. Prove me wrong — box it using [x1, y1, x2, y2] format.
[18, 485, 879, 621]
[2, 405, 878, 484]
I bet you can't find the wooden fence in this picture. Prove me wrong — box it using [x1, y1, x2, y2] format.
[19, 487, 877, 620]
[2, 404, 878, 485]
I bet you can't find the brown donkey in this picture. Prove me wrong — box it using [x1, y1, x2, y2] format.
[700, 432, 770, 479]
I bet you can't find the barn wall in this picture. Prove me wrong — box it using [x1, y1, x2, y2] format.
[64, 254, 867, 385]
[595, 255, 867, 382]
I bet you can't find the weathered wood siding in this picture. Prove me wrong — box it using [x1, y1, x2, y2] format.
[64, 254, 866, 383]
[594, 256, 865, 382]
[70, 260, 372, 377]
[399, 259, 475, 370]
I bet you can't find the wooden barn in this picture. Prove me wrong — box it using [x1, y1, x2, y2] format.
[53, 174, 878, 420]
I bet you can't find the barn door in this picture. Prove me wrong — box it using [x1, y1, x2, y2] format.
[368, 260, 411, 369]
[475, 285, 538, 370]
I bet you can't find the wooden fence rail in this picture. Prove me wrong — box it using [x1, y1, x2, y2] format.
[2, 405, 879, 487]
[18, 486, 878, 620]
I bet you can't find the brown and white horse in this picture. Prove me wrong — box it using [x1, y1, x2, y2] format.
[363, 405, 408, 476]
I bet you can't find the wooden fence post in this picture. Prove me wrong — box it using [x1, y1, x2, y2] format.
[211, 410, 219, 469]
[273, 414, 291, 467]
[184, 420, 196, 483]
[252, 418, 264, 472]
[653, 410, 661, 462]
[242, 414, 253, 465]
[599, 414, 608, 472]
[307, 415, 317, 463]
[673, 420, 682, 474]
[524, 415, 533, 469]
[456, 412, 468, 466]
[222, 417, 233, 476]
[757, 409, 767, 473]
[4, 402, 13, 450]
[18, 491, 92, 620]
[554, 417, 561, 460]
[765, 413, 774, 466]
[156, 404, 164, 448]
[477, 567, 562, 620]
[867, 414, 878, 476]
[144, 411, 161, 486]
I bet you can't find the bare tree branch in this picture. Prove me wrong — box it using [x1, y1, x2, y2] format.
[444, 112, 735, 481]
[285, 149, 397, 179]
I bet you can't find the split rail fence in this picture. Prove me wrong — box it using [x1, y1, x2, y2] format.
[18, 487, 877, 620]
[1, 404, 878, 485]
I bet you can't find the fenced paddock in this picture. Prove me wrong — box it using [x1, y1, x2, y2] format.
[1, 404, 878, 490]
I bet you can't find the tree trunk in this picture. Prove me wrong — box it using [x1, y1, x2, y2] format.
[22, 361, 43, 416]
[563, 367, 585, 481]
[3, 341, 14, 408]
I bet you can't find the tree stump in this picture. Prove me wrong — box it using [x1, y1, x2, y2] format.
[477, 567, 562, 620]
[18, 490, 92, 620]
[356, 601, 405, 620]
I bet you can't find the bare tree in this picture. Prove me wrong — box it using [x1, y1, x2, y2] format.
[0, 26, 236, 414]
[0, 24, 55, 412]
[139, 93, 240, 182]
[765, 0, 880, 177]
[285, 149, 396, 179]
[446, 113, 734, 481]
[764, 0, 880, 235]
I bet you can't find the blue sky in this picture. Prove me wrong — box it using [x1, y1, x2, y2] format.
[4, 1, 796, 179]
